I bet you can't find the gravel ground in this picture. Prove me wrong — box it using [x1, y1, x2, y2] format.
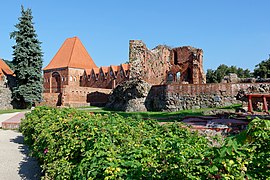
[0, 129, 41, 180]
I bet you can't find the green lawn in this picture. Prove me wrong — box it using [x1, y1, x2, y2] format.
[78, 104, 242, 122]
[0, 109, 27, 115]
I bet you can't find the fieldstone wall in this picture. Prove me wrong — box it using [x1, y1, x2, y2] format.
[145, 82, 270, 112]
[0, 81, 13, 110]
[106, 79, 151, 112]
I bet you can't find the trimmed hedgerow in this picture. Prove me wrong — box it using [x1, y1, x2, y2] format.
[20, 106, 269, 179]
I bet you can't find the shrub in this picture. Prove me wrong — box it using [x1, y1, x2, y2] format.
[20, 106, 270, 179]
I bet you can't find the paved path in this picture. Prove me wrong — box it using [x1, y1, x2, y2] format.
[0, 112, 41, 179]
[0, 112, 20, 128]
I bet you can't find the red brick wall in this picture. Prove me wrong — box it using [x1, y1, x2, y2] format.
[128, 40, 206, 85]
[152, 83, 270, 96]
[80, 66, 129, 89]
[43, 67, 84, 93]
[170, 46, 206, 84]
[62, 85, 112, 107]
[40, 93, 61, 106]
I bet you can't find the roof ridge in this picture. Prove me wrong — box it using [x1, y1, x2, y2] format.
[68, 37, 77, 66]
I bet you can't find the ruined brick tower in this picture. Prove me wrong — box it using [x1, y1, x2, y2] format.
[128, 40, 206, 85]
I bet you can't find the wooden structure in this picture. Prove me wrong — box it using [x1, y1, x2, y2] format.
[246, 94, 270, 113]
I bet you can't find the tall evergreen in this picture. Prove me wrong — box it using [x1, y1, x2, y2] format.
[10, 6, 43, 108]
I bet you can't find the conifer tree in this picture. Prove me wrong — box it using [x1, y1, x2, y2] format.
[10, 6, 43, 108]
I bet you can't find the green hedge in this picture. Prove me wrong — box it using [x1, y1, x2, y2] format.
[20, 106, 270, 179]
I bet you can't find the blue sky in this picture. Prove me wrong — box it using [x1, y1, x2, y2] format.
[1, 0, 270, 71]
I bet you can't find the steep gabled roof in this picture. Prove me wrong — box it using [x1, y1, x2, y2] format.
[84, 69, 92, 75]
[121, 64, 130, 71]
[100, 66, 109, 74]
[44, 37, 97, 70]
[92, 67, 100, 75]
[110, 65, 120, 72]
[0, 58, 14, 76]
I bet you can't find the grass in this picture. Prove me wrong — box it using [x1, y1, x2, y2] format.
[0, 109, 27, 115]
[78, 104, 242, 122]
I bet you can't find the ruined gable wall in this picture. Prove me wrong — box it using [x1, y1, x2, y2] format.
[170, 46, 206, 84]
[129, 40, 171, 85]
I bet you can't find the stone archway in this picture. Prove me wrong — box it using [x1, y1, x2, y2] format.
[51, 72, 61, 93]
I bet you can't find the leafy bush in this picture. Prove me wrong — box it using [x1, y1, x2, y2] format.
[20, 106, 270, 179]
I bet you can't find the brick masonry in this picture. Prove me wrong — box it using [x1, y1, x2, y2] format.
[129, 40, 206, 85]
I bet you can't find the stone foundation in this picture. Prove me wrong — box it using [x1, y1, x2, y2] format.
[0, 81, 13, 110]
[145, 82, 270, 111]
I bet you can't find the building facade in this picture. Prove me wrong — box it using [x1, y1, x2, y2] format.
[43, 37, 206, 107]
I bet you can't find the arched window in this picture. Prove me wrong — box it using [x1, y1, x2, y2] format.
[167, 73, 173, 82]
[52, 72, 61, 93]
[176, 72, 181, 82]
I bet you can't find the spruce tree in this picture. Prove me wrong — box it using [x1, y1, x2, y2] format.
[10, 6, 43, 108]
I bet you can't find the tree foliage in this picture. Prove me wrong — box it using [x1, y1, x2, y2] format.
[206, 64, 251, 83]
[10, 6, 43, 108]
[253, 57, 270, 78]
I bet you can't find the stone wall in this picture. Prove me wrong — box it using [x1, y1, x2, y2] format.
[146, 82, 270, 111]
[0, 81, 13, 110]
[106, 79, 151, 112]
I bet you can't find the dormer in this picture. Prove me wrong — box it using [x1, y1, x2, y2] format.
[91, 67, 100, 81]
[100, 66, 109, 80]
[110, 65, 120, 78]
[120, 64, 130, 77]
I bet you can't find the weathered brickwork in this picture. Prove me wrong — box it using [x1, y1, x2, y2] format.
[170, 46, 206, 84]
[80, 64, 130, 89]
[129, 40, 206, 85]
[42, 86, 111, 107]
[129, 40, 171, 85]
[62, 86, 111, 107]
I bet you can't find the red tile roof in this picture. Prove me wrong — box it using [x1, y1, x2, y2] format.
[44, 37, 97, 70]
[85, 69, 92, 75]
[0, 59, 14, 76]
[110, 65, 119, 72]
[92, 67, 100, 75]
[101, 66, 109, 73]
[121, 64, 130, 71]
